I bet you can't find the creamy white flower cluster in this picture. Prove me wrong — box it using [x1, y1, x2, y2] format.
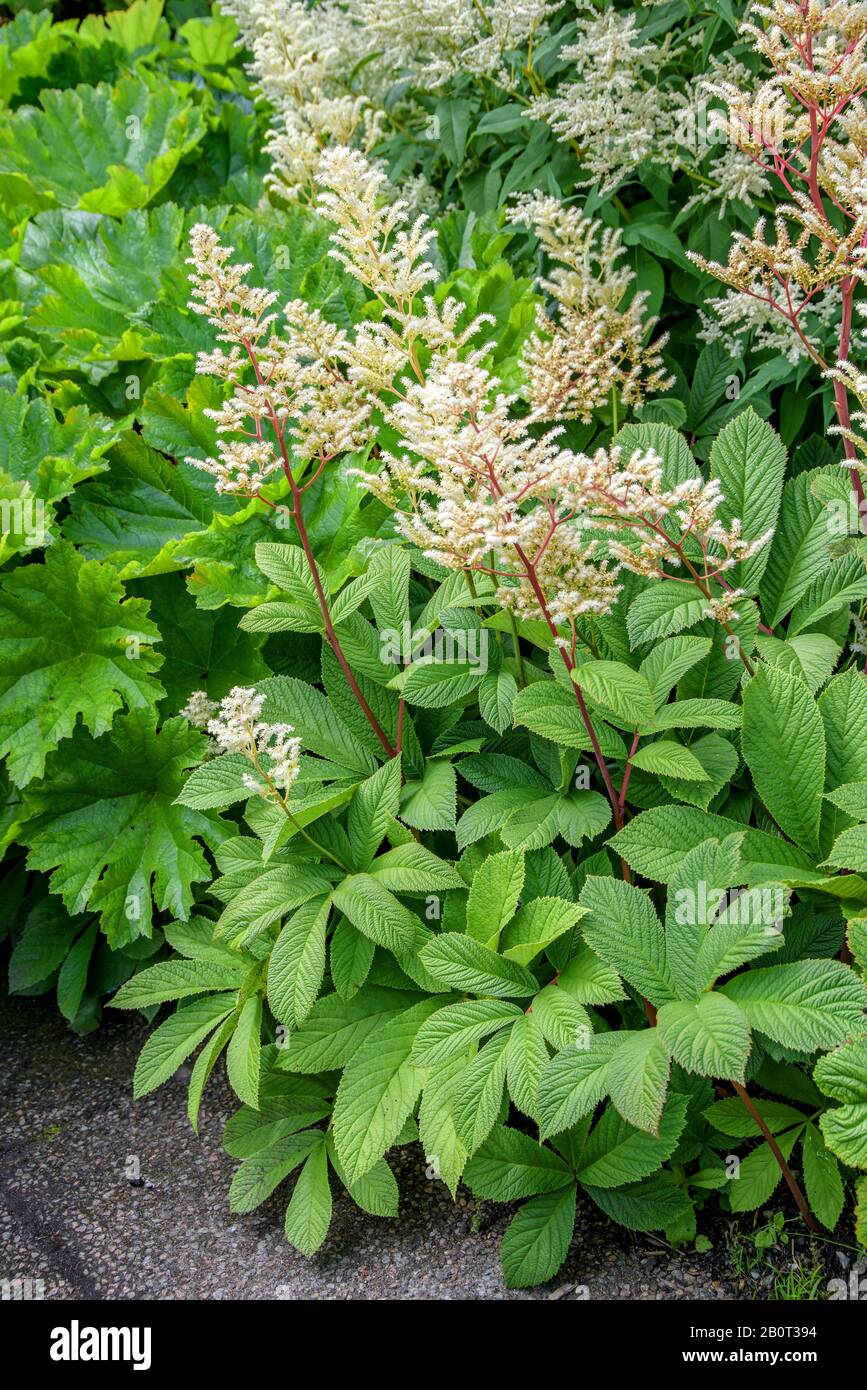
[347, 0, 562, 88]
[588, 453, 776, 583]
[361, 340, 771, 621]
[691, 2, 867, 339]
[188, 145, 773, 633]
[511, 193, 673, 421]
[181, 686, 302, 801]
[221, 0, 389, 203]
[315, 146, 495, 384]
[528, 8, 684, 193]
[825, 357, 867, 455]
[359, 348, 624, 626]
[186, 222, 373, 494]
[698, 285, 843, 363]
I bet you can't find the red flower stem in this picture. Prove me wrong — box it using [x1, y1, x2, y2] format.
[512, 542, 627, 853]
[618, 730, 641, 812]
[282, 458, 396, 758]
[241, 338, 396, 759]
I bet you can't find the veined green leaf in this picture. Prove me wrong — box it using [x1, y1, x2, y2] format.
[133, 994, 236, 1099]
[267, 895, 331, 1029]
[283, 1138, 332, 1256]
[722, 961, 867, 1052]
[465, 848, 524, 949]
[500, 1185, 576, 1289]
[572, 660, 656, 729]
[419, 933, 539, 997]
[656, 994, 751, 1081]
[226, 994, 262, 1108]
[332, 998, 441, 1184]
[411, 999, 521, 1066]
[579, 876, 675, 1007]
[742, 663, 825, 855]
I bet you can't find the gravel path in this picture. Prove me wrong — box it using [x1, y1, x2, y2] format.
[0, 993, 744, 1300]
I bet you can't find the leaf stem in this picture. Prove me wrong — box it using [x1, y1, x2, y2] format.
[731, 1080, 821, 1234]
[507, 609, 527, 687]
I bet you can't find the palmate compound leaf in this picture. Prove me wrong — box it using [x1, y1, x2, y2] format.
[20, 711, 230, 946]
[578, 875, 677, 1008]
[0, 542, 164, 787]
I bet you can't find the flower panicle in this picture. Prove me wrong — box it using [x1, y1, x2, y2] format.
[181, 685, 302, 804]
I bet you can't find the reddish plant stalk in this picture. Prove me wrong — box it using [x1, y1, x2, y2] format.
[282, 456, 397, 759]
[242, 337, 396, 759]
[618, 730, 641, 813]
[742, 23, 867, 517]
[731, 1080, 820, 1233]
[513, 540, 624, 832]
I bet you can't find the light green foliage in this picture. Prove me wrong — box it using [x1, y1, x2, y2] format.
[3, 0, 867, 1291]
